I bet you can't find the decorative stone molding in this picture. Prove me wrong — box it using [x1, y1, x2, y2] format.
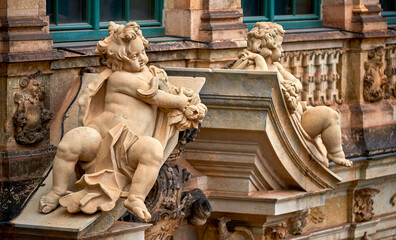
[309, 207, 325, 224]
[363, 47, 389, 102]
[280, 48, 344, 106]
[13, 71, 52, 145]
[384, 45, 396, 98]
[265, 210, 310, 239]
[218, 217, 255, 240]
[353, 188, 380, 222]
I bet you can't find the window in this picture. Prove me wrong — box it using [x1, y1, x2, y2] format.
[47, 0, 164, 42]
[242, 0, 322, 30]
[381, 0, 396, 24]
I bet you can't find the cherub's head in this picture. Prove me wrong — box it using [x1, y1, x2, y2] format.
[96, 22, 149, 72]
[247, 22, 285, 62]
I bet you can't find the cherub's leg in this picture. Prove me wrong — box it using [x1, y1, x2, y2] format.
[39, 127, 102, 213]
[301, 106, 352, 167]
[124, 136, 164, 222]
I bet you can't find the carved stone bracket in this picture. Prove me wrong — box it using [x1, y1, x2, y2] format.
[363, 47, 390, 102]
[13, 71, 52, 145]
[353, 188, 380, 222]
[264, 209, 310, 239]
[281, 48, 344, 106]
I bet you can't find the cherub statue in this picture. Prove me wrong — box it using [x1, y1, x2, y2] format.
[232, 22, 352, 167]
[39, 22, 207, 222]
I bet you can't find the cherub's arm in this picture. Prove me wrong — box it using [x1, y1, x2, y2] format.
[111, 72, 189, 110]
[232, 49, 268, 71]
[274, 62, 302, 93]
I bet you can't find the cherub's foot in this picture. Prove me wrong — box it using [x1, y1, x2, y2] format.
[124, 195, 151, 222]
[327, 151, 353, 167]
[39, 190, 62, 214]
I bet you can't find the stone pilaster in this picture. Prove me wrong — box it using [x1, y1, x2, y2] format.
[164, 0, 247, 68]
[0, 0, 63, 220]
[322, 0, 387, 33]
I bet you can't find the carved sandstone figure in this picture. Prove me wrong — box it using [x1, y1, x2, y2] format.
[39, 22, 207, 221]
[232, 22, 352, 167]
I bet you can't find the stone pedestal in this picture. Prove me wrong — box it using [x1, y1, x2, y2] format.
[0, 171, 151, 239]
[0, 0, 63, 220]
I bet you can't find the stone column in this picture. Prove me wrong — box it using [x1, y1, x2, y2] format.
[0, 0, 62, 220]
[164, 0, 247, 68]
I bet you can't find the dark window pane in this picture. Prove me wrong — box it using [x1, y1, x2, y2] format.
[46, 0, 54, 24]
[275, 0, 292, 15]
[243, 0, 262, 17]
[130, 0, 155, 21]
[58, 0, 87, 24]
[296, 0, 314, 14]
[380, 0, 395, 11]
[100, 0, 126, 22]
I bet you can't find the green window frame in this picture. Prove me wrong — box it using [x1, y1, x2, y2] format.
[380, 0, 396, 24]
[47, 0, 164, 42]
[242, 0, 322, 30]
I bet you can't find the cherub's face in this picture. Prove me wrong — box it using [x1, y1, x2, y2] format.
[271, 35, 284, 62]
[123, 38, 149, 72]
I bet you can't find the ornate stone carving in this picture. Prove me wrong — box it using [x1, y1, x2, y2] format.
[264, 210, 309, 239]
[39, 22, 207, 222]
[232, 22, 352, 168]
[309, 207, 324, 224]
[363, 47, 389, 102]
[385, 44, 396, 98]
[281, 49, 344, 106]
[13, 71, 52, 145]
[218, 217, 255, 240]
[353, 188, 380, 222]
[390, 193, 396, 207]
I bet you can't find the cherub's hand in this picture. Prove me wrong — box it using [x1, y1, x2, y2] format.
[239, 49, 267, 71]
[177, 90, 190, 111]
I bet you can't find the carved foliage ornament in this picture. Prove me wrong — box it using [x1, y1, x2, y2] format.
[218, 217, 255, 240]
[353, 188, 380, 222]
[13, 71, 52, 144]
[363, 47, 390, 102]
[265, 209, 310, 239]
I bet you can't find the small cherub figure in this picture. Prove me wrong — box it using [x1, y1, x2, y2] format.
[232, 22, 352, 167]
[39, 22, 207, 221]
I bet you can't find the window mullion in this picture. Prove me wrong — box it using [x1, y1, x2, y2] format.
[293, 0, 296, 16]
[92, 0, 100, 30]
[126, 0, 130, 22]
[268, 0, 274, 22]
[54, 0, 58, 25]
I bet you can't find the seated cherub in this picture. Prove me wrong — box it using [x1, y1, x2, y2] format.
[39, 22, 207, 221]
[232, 22, 352, 167]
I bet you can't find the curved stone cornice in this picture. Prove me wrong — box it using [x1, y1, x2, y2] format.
[165, 68, 341, 194]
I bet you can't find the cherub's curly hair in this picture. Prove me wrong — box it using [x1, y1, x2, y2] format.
[96, 22, 149, 71]
[247, 22, 285, 58]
